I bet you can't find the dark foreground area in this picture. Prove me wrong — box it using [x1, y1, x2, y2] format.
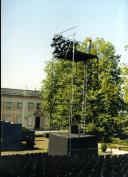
[0, 153, 128, 177]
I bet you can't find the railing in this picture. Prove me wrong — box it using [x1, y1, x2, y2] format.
[1, 153, 128, 177]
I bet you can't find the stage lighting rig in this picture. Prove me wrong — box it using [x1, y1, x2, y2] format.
[51, 34, 97, 61]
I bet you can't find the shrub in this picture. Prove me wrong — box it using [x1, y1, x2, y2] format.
[101, 143, 107, 152]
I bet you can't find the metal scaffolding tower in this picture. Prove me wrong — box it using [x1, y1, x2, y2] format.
[50, 30, 98, 155]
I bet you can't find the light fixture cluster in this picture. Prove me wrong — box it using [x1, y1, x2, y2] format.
[51, 34, 97, 62]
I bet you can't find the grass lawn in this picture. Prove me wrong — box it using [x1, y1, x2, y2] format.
[1, 136, 48, 156]
[34, 136, 48, 150]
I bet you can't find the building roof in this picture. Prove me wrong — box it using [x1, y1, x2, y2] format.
[1, 88, 40, 97]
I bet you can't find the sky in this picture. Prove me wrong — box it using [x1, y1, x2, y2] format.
[1, 0, 128, 90]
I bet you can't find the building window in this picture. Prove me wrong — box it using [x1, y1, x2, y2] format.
[28, 102, 34, 109]
[27, 117, 33, 126]
[16, 116, 21, 124]
[17, 102, 22, 109]
[6, 102, 12, 109]
[37, 103, 41, 109]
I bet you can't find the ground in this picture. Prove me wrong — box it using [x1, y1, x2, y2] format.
[1, 136, 128, 156]
[34, 136, 48, 151]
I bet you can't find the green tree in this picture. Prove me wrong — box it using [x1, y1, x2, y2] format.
[121, 63, 128, 104]
[120, 63, 128, 137]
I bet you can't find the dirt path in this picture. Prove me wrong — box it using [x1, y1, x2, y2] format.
[106, 148, 128, 155]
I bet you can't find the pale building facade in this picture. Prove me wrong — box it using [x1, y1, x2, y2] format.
[1, 88, 48, 130]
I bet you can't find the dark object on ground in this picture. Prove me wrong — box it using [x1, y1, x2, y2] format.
[1, 153, 128, 177]
[45, 133, 49, 138]
[48, 133, 98, 156]
[101, 143, 107, 152]
[22, 130, 35, 141]
[71, 125, 78, 134]
[1, 121, 22, 151]
[22, 130, 35, 149]
[26, 136, 35, 149]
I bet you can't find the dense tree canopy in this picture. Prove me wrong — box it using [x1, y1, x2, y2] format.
[41, 37, 127, 138]
[121, 63, 128, 104]
[119, 63, 128, 136]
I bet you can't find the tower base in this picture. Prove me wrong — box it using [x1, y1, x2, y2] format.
[48, 133, 98, 156]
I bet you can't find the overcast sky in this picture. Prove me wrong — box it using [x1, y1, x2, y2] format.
[1, 0, 128, 90]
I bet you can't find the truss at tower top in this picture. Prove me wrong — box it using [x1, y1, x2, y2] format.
[51, 34, 97, 62]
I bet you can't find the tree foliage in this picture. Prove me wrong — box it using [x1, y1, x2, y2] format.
[121, 63, 128, 104]
[120, 63, 128, 136]
[41, 37, 126, 138]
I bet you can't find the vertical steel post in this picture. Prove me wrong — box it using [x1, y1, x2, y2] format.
[68, 32, 75, 156]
